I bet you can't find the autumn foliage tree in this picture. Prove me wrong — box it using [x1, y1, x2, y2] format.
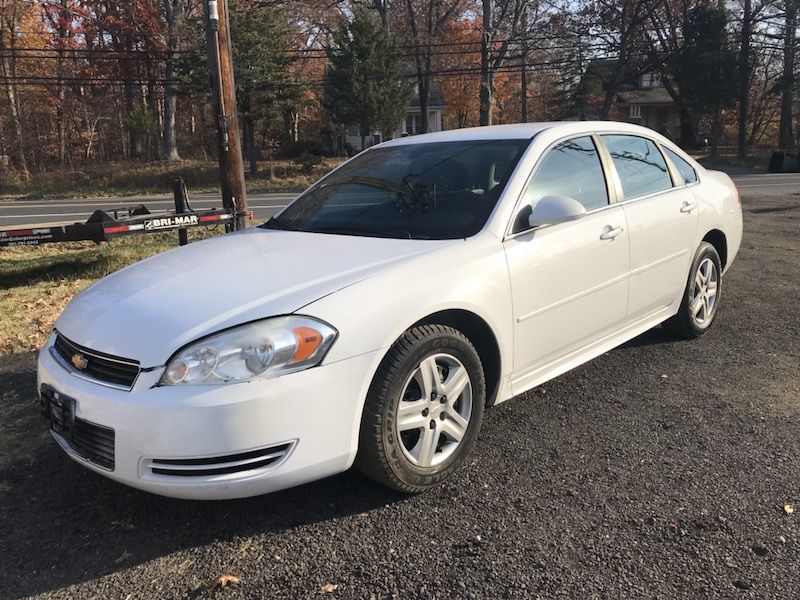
[436, 20, 482, 128]
[0, 0, 797, 180]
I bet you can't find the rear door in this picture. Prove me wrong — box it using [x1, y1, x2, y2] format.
[600, 135, 699, 322]
[503, 136, 629, 389]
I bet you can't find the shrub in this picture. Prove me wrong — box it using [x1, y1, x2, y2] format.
[293, 152, 324, 174]
[279, 139, 329, 159]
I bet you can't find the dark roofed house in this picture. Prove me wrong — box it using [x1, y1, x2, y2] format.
[403, 81, 447, 136]
[579, 59, 680, 141]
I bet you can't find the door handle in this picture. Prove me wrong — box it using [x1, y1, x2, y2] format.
[599, 225, 624, 240]
[680, 201, 696, 213]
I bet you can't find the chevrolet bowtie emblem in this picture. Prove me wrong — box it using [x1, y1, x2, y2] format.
[71, 353, 88, 370]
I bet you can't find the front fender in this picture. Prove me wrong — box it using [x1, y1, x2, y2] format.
[301, 233, 514, 393]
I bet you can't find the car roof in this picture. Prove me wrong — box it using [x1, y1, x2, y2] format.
[377, 120, 667, 147]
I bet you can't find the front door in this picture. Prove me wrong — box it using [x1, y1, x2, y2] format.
[504, 136, 630, 392]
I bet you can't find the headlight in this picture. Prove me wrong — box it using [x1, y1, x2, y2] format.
[160, 316, 337, 385]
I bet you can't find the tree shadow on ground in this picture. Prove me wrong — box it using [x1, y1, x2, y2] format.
[0, 354, 403, 599]
[0, 252, 109, 290]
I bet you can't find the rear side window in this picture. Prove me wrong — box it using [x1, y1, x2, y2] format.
[603, 135, 672, 200]
[523, 136, 609, 212]
[663, 146, 698, 184]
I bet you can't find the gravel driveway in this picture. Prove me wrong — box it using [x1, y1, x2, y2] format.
[1, 180, 798, 599]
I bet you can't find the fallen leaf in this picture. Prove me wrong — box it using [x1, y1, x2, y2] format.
[320, 583, 339, 593]
[784, 504, 794, 515]
[111, 517, 135, 530]
[212, 575, 241, 591]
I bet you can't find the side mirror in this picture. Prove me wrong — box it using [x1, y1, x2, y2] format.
[528, 195, 587, 228]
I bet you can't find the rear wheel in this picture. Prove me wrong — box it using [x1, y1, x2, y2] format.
[666, 242, 722, 339]
[356, 324, 485, 493]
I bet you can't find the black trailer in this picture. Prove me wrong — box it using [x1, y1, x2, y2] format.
[0, 207, 235, 248]
[0, 179, 251, 248]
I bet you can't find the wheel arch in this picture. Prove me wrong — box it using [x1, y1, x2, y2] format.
[702, 229, 728, 271]
[412, 309, 502, 407]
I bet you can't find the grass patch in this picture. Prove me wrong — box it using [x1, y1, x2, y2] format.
[0, 228, 221, 356]
[0, 158, 342, 200]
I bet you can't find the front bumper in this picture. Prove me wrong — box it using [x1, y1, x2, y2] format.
[37, 336, 380, 500]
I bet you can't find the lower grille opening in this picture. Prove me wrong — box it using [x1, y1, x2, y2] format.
[43, 386, 115, 470]
[149, 442, 293, 477]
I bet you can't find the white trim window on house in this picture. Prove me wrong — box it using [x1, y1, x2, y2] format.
[640, 72, 661, 88]
[403, 112, 442, 136]
[343, 79, 448, 152]
[629, 104, 642, 119]
[344, 108, 444, 152]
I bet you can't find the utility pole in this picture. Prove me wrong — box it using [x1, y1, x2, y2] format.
[204, 0, 248, 230]
[520, 12, 528, 123]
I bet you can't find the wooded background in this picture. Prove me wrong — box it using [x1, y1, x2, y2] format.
[0, 0, 797, 182]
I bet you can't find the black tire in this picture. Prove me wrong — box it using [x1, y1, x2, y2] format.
[356, 324, 486, 493]
[665, 242, 722, 339]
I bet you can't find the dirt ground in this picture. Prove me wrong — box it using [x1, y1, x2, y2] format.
[0, 180, 798, 599]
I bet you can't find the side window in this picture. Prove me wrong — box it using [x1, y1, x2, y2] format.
[603, 135, 673, 200]
[522, 136, 609, 213]
[663, 146, 698, 184]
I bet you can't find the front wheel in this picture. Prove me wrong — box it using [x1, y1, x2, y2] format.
[356, 324, 485, 493]
[666, 242, 722, 339]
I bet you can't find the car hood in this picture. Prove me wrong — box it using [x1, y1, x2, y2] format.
[55, 228, 449, 366]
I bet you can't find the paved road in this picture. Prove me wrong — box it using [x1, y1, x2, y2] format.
[1, 172, 799, 228]
[0, 192, 297, 228]
[1, 173, 799, 598]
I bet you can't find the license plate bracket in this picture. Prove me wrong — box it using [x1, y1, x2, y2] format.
[41, 385, 77, 441]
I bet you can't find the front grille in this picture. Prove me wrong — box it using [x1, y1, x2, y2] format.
[149, 442, 294, 477]
[53, 331, 140, 389]
[42, 386, 115, 470]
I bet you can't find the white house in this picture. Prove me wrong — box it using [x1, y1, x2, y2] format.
[343, 81, 447, 152]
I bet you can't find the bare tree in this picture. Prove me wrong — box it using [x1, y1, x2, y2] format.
[748, 48, 783, 145]
[0, 2, 28, 176]
[368, 0, 390, 27]
[479, 0, 531, 126]
[778, 0, 797, 149]
[738, 0, 754, 159]
[401, 0, 464, 133]
[735, 0, 777, 159]
[54, 0, 70, 165]
[163, 0, 182, 161]
[644, 0, 697, 144]
[583, 0, 652, 119]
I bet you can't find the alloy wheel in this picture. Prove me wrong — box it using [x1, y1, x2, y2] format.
[691, 257, 719, 327]
[395, 353, 473, 468]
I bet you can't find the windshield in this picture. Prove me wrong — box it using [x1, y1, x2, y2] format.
[262, 139, 530, 240]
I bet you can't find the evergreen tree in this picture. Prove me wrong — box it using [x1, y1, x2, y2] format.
[177, 0, 303, 172]
[229, 0, 302, 173]
[675, 2, 738, 151]
[324, 8, 413, 150]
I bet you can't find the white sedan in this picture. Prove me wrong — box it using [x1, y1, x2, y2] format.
[38, 122, 742, 499]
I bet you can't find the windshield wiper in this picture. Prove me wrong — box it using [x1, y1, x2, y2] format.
[306, 224, 412, 239]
